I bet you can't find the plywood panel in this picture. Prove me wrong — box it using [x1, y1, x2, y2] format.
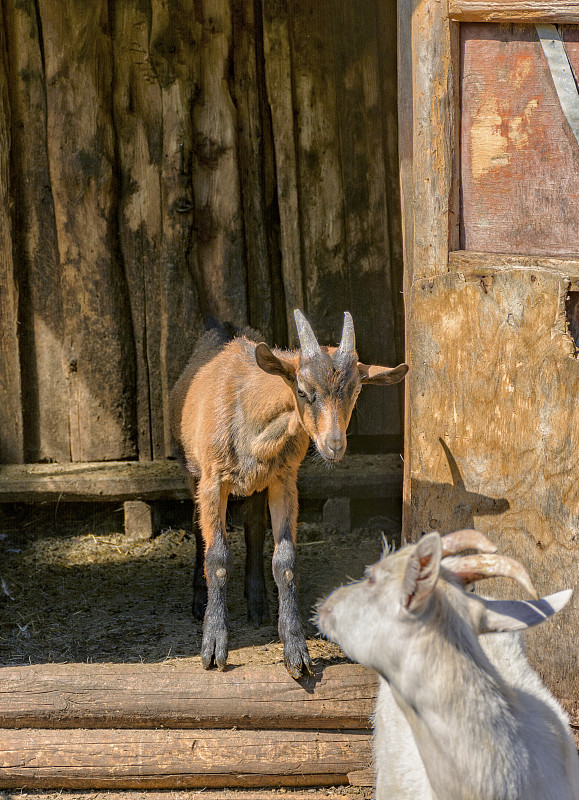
[461, 23, 579, 256]
[408, 268, 579, 715]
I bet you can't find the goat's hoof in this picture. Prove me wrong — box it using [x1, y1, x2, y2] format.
[283, 642, 314, 679]
[200, 628, 228, 671]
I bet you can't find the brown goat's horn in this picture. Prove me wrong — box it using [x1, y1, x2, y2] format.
[441, 529, 498, 557]
[442, 554, 539, 599]
[338, 311, 356, 354]
[294, 309, 322, 358]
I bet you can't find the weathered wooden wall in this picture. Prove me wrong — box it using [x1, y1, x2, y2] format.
[0, 0, 403, 465]
[400, 6, 579, 718]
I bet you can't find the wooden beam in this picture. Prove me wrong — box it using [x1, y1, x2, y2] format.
[10, 793, 366, 800]
[0, 727, 372, 789]
[0, 662, 376, 731]
[0, 454, 403, 504]
[449, 251, 579, 287]
[449, 2, 579, 23]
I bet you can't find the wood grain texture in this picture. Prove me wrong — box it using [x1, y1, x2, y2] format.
[408, 268, 579, 717]
[0, 454, 403, 503]
[0, 662, 376, 730]
[0, 727, 372, 789]
[461, 24, 579, 257]
[410, 0, 460, 280]
[0, 9, 23, 464]
[450, 1, 579, 23]
[3, 0, 69, 463]
[262, 0, 305, 347]
[37, 0, 137, 462]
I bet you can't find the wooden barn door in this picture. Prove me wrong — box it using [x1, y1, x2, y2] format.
[400, 1, 579, 721]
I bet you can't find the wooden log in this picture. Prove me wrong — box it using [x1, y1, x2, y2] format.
[0, 10, 23, 465]
[37, 0, 137, 462]
[450, 1, 579, 23]
[0, 728, 372, 789]
[2, 793, 358, 800]
[0, 454, 403, 504]
[0, 662, 377, 730]
[3, 0, 69, 463]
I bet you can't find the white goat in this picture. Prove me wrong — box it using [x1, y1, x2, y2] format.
[316, 530, 579, 800]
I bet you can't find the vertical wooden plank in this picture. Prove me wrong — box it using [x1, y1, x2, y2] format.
[398, 0, 414, 539]
[232, 0, 274, 341]
[291, 0, 349, 344]
[192, 0, 247, 327]
[113, 1, 163, 461]
[411, 0, 459, 280]
[262, 0, 304, 347]
[4, 0, 70, 463]
[37, 0, 137, 462]
[331, 0, 400, 438]
[148, 0, 203, 458]
[0, 7, 23, 464]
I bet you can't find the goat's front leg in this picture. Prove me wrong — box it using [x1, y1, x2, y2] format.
[197, 476, 231, 670]
[268, 478, 313, 678]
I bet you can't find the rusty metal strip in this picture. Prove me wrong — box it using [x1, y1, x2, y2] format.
[536, 24, 579, 147]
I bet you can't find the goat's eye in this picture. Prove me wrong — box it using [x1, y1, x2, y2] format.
[297, 387, 307, 399]
[365, 567, 376, 585]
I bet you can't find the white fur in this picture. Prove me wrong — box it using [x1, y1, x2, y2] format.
[316, 534, 579, 800]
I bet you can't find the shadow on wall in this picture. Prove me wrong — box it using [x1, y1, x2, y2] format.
[410, 438, 510, 537]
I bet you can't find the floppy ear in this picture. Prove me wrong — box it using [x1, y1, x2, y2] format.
[477, 590, 572, 634]
[358, 362, 409, 385]
[402, 532, 442, 613]
[255, 343, 296, 384]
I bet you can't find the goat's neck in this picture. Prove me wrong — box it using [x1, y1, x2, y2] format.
[388, 588, 523, 799]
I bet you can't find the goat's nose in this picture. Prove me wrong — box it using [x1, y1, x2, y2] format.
[326, 433, 346, 457]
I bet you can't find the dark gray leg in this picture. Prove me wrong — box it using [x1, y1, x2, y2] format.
[197, 477, 231, 671]
[268, 479, 313, 679]
[243, 490, 269, 625]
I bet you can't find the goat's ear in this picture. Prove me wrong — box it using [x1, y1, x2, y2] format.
[255, 343, 296, 383]
[358, 362, 409, 385]
[477, 590, 572, 634]
[402, 532, 442, 614]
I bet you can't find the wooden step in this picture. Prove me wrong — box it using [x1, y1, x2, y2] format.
[0, 662, 377, 730]
[0, 453, 403, 503]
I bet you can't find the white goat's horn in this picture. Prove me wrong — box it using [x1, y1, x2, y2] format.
[338, 311, 356, 354]
[294, 309, 322, 358]
[441, 529, 498, 557]
[442, 554, 538, 599]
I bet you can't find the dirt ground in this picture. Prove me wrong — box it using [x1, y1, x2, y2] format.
[0, 502, 400, 669]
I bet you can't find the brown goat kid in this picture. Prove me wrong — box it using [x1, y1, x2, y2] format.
[170, 310, 408, 677]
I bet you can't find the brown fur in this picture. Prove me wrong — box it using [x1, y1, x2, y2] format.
[170, 313, 408, 677]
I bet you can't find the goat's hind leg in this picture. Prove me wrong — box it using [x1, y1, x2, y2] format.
[243, 490, 270, 625]
[197, 476, 231, 670]
[187, 475, 208, 620]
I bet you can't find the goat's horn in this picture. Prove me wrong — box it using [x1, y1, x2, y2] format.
[442, 554, 538, 599]
[441, 529, 498, 557]
[294, 309, 322, 358]
[338, 311, 356, 354]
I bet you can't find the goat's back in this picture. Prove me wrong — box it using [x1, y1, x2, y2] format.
[373, 631, 579, 800]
